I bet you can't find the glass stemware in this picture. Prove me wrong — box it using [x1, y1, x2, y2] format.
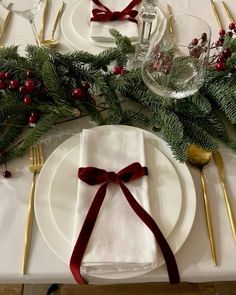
[0, 0, 45, 46]
[131, 0, 159, 68]
[142, 14, 211, 100]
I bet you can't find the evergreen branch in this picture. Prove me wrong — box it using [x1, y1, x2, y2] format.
[206, 80, 236, 123]
[0, 114, 27, 150]
[41, 61, 68, 105]
[0, 46, 20, 60]
[182, 119, 218, 150]
[121, 109, 150, 127]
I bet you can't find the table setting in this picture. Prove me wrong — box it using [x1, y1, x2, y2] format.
[0, 0, 236, 287]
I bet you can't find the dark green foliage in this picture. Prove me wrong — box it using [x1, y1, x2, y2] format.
[1, 30, 236, 164]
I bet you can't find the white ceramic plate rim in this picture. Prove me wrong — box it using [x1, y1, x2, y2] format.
[35, 125, 196, 280]
[61, 0, 166, 50]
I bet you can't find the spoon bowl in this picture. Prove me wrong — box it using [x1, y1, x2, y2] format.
[41, 38, 59, 48]
[187, 144, 212, 169]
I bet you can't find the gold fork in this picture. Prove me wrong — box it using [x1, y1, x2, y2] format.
[22, 144, 44, 274]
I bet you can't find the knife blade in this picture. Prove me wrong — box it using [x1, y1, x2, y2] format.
[213, 150, 236, 242]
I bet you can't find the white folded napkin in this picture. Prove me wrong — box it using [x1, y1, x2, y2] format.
[72, 129, 157, 275]
[89, 0, 140, 42]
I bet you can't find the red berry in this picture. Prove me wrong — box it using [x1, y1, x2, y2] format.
[23, 95, 32, 105]
[0, 80, 5, 90]
[112, 66, 124, 75]
[0, 72, 6, 80]
[218, 52, 226, 62]
[30, 111, 37, 117]
[3, 170, 11, 178]
[25, 79, 35, 92]
[215, 40, 220, 46]
[19, 85, 28, 95]
[28, 115, 38, 124]
[214, 62, 225, 71]
[229, 23, 235, 30]
[226, 31, 233, 38]
[222, 47, 232, 57]
[219, 29, 226, 36]
[72, 88, 84, 98]
[9, 79, 19, 90]
[191, 38, 198, 45]
[26, 70, 34, 78]
[5, 72, 12, 80]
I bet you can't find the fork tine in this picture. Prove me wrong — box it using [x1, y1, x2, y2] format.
[35, 144, 40, 166]
[38, 144, 44, 165]
[29, 146, 33, 164]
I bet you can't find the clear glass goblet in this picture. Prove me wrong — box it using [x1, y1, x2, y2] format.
[142, 14, 211, 100]
[0, 0, 45, 46]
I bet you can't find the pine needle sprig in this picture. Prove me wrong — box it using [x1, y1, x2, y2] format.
[41, 61, 68, 106]
[207, 80, 236, 123]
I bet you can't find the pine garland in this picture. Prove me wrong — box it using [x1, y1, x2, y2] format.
[1, 29, 236, 165]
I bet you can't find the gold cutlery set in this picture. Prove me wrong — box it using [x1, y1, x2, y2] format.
[188, 145, 236, 266]
[0, 1, 65, 48]
[211, 0, 235, 28]
[39, 0, 65, 48]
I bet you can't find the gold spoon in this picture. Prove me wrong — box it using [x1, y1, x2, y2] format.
[187, 144, 217, 266]
[41, 1, 65, 48]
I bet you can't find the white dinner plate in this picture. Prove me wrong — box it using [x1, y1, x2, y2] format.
[35, 125, 196, 280]
[61, 0, 166, 51]
[49, 139, 182, 250]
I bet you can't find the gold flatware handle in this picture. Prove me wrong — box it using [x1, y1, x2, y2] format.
[213, 150, 236, 242]
[222, 1, 235, 24]
[22, 172, 36, 275]
[200, 170, 217, 266]
[210, 0, 223, 29]
[167, 4, 174, 38]
[38, 0, 49, 42]
[0, 5, 12, 44]
[51, 1, 65, 39]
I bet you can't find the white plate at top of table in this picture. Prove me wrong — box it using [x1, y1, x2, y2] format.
[61, 0, 166, 51]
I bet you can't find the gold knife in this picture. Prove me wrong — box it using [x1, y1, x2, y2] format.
[38, 0, 49, 42]
[0, 3, 13, 45]
[210, 0, 223, 29]
[51, 1, 65, 40]
[213, 150, 236, 242]
[222, 1, 235, 24]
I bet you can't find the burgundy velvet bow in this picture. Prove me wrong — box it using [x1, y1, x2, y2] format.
[90, 0, 142, 23]
[70, 162, 180, 285]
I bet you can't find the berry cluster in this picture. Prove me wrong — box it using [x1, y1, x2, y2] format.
[212, 23, 235, 71]
[149, 45, 174, 74]
[0, 70, 41, 125]
[188, 33, 208, 58]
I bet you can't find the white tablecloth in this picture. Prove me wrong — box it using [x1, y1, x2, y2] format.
[0, 0, 236, 284]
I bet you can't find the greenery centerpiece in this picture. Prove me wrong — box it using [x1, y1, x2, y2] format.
[1, 28, 236, 173]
